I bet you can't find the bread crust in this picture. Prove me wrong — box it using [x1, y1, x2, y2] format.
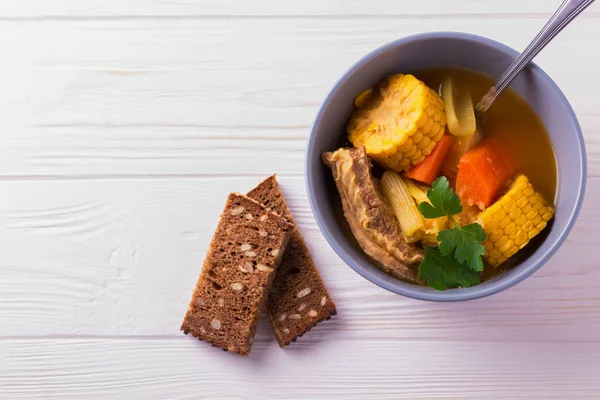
[181, 193, 292, 355]
[248, 175, 337, 347]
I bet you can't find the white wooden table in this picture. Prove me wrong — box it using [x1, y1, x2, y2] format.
[2, 1, 600, 398]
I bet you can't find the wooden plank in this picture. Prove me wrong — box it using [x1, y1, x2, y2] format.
[0, 122, 599, 178]
[0, 126, 308, 177]
[3, 0, 599, 18]
[0, 18, 598, 176]
[1, 176, 599, 341]
[2, 339, 600, 399]
[2, 3, 598, 398]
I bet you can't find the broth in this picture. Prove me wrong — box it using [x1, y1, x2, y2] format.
[329, 68, 559, 286]
[414, 68, 557, 202]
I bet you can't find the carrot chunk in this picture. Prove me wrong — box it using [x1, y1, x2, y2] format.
[455, 140, 514, 209]
[406, 134, 454, 185]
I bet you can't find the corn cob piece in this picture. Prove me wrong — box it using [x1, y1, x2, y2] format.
[347, 74, 446, 172]
[381, 171, 425, 242]
[479, 175, 555, 266]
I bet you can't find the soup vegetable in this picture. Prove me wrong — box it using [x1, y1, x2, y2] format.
[323, 69, 556, 291]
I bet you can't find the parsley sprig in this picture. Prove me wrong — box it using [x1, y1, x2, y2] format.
[417, 177, 487, 291]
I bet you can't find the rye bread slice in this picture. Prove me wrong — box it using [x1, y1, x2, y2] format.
[247, 175, 337, 347]
[181, 193, 292, 355]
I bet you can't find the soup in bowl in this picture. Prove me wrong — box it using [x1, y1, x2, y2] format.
[306, 32, 586, 301]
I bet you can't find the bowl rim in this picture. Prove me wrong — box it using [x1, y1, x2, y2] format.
[305, 31, 587, 302]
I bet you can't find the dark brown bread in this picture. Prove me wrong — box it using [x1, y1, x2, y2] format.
[247, 175, 337, 347]
[181, 193, 292, 355]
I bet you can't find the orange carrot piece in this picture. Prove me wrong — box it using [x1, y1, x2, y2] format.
[406, 134, 454, 185]
[455, 140, 514, 209]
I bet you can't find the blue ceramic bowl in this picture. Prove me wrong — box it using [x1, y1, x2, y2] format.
[306, 32, 586, 301]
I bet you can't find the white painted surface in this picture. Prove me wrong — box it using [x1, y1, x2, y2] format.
[1, 1, 600, 399]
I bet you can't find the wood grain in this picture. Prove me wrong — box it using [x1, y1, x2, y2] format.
[2, 2, 600, 398]
[0, 123, 599, 178]
[0, 18, 599, 177]
[2, 339, 600, 399]
[1, 176, 599, 342]
[3, 0, 599, 18]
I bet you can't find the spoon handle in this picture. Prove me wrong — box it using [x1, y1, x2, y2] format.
[475, 0, 595, 120]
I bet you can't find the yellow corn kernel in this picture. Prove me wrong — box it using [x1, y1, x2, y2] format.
[424, 141, 436, 154]
[509, 208, 522, 220]
[347, 74, 446, 172]
[479, 175, 555, 266]
[489, 249, 502, 262]
[514, 231, 528, 247]
[404, 146, 418, 159]
[528, 228, 540, 239]
[499, 239, 515, 255]
[495, 235, 509, 249]
[494, 208, 507, 220]
[488, 228, 503, 243]
[498, 216, 511, 229]
[413, 155, 426, 166]
[536, 221, 547, 230]
[417, 137, 430, 150]
[412, 131, 423, 144]
[398, 138, 414, 152]
[504, 222, 516, 236]
[433, 127, 445, 142]
[542, 210, 554, 222]
[503, 201, 517, 213]
[515, 214, 528, 227]
[516, 196, 528, 208]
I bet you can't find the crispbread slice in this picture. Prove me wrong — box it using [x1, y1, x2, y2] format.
[247, 175, 336, 346]
[181, 193, 292, 355]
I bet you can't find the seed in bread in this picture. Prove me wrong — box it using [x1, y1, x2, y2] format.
[247, 175, 337, 347]
[180, 193, 292, 355]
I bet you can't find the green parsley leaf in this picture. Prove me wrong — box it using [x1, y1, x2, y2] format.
[437, 223, 487, 272]
[415, 176, 488, 289]
[418, 246, 481, 291]
[418, 176, 463, 219]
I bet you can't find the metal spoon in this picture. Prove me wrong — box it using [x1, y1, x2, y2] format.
[474, 0, 595, 121]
